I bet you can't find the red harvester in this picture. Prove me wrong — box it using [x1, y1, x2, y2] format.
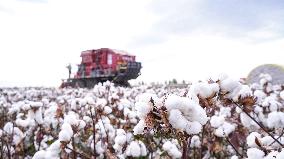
[61, 48, 142, 88]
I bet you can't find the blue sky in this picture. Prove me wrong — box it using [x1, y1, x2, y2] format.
[0, 0, 284, 86]
[133, 0, 284, 45]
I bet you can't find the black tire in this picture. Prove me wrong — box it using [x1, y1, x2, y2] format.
[75, 80, 86, 88]
[86, 79, 96, 89]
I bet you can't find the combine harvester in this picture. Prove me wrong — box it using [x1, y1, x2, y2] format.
[61, 48, 142, 88]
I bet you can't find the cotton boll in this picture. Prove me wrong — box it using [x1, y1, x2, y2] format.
[71, 99, 80, 110]
[133, 120, 145, 135]
[64, 113, 78, 126]
[13, 127, 25, 145]
[237, 85, 252, 99]
[114, 129, 126, 146]
[254, 106, 263, 114]
[59, 130, 72, 142]
[79, 98, 87, 106]
[222, 122, 236, 136]
[269, 101, 281, 112]
[162, 141, 182, 159]
[3, 122, 13, 134]
[135, 93, 158, 103]
[176, 98, 208, 125]
[246, 132, 262, 148]
[78, 120, 86, 129]
[8, 103, 21, 114]
[236, 107, 242, 113]
[61, 123, 73, 136]
[126, 141, 142, 157]
[41, 98, 49, 105]
[219, 107, 232, 117]
[83, 116, 92, 123]
[103, 106, 112, 114]
[231, 155, 238, 159]
[16, 118, 31, 128]
[22, 103, 31, 111]
[135, 101, 152, 119]
[43, 104, 58, 126]
[189, 103, 208, 125]
[219, 77, 242, 99]
[30, 101, 43, 108]
[262, 96, 281, 111]
[190, 135, 201, 148]
[276, 150, 284, 159]
[165, 94, 183, 111]
[46, 140, 61, 157]
[259, 74, 272, 87]
[28, 109, 36, 121]
[126, 132, 133, 143]
[186, 121, 202, 135]
[165, 94, 208, 134]
[267, 112, 284, 129]
[35, 108, 43, 124]
[247, 148, 264, 159]
[190, 82, 219, 99]
[264, 151, 279, 159]
[32, 150, 46, 159]
[254, 90, 266, 102]
[138, 141, 147, 156]
[169, 109, 188, 131]
[96, 98, 107, 107]
[214, 122, 235, 137]
[240, 113, 259, 129]
[280, 91, 284, 100]
[119, 98, 132, 110]
[210, 115, 225, 128]
[260, 136, 274, 147]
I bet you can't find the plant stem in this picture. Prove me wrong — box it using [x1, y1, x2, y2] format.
[200, 125, 206, 159]
[182, 136, 189, 159]
[269, 128, 284, 146]
[66, 146, 91, 159]
[232, 100, 284, 148]
[239, 105, 284, 147]
[72, 137, 77, 159]
[89, 106, 97, 158]
[38, 124, 42, 151]
[225, 137, 243, 158]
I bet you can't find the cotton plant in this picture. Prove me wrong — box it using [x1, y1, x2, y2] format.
[2, 75, 284, 159]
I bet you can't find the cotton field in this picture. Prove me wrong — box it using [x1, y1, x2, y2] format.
[1, 74, 284, 159]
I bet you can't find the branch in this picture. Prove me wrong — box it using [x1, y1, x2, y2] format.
[225, 137, 243, 158]
[233, 101, 284, 147]
[269, 128, 284, 146]
[66, 146, 92, 159]
[89, 106, 97, 158]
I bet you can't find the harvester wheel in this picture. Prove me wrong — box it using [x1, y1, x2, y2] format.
[86, 79, 96, 89]
[75, 80, 86, 88]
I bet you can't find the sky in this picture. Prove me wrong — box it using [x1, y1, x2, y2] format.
[0, 0, 284, 87]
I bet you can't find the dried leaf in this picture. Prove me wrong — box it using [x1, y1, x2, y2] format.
[212, 142, 222, 153]
[239, 96, 257, 108]
[105, 149, 117, 159]
[145, 113, 155, 129]
[255, 136, 262, 148]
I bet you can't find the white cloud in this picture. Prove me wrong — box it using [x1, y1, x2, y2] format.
[136, 35, 284, 83]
